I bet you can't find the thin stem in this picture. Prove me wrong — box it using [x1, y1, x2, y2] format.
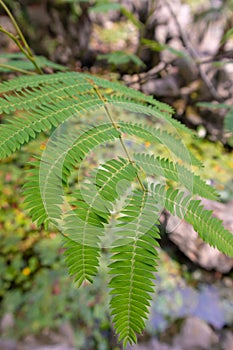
[0, 0, 31, 55]
[0, 26, 41, 71]
[0, 26, 29, 56]
[93, 85, 146, 192]
[0, 63, 37, 75]
[0, 1, 43, 74]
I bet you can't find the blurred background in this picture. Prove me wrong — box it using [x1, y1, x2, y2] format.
[0, 0, 233, 349]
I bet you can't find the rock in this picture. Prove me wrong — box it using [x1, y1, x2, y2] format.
[154, 0, 192, 39]
[17, 325, 76, 350]
[221, 331, 233, 350]
[142, 74, 181, 97]
[127, 338, 182, 350]
[174, 57, 198, 84]
[164, 199, 233, 273]
[0, 313, 14, 332]
[217, 64, 233, 99]
[18, 345, 74, 350]
[173, 317, 219, 349]
[0, 339, 17, 350]
[58, 323, 75, 347]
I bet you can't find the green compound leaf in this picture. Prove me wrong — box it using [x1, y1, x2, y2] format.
[0, 70, 232, 347]
[109, 188, 161, 346]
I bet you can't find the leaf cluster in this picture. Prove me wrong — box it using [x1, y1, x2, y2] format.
[0, 72, 232, 346]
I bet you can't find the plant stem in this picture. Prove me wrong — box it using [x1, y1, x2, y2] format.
[0, 0, 31, 54]
[93, 85, 146, 192]
[0, 0, 43, 74]
[0, 63, 36, 75]
[0, 26, 28, 55]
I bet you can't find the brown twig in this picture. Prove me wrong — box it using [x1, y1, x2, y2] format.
[125, 62, 168, 87]
[196, 50, 233, 65]
[164, 0, 223, 101]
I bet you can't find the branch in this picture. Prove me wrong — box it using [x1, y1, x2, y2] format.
[164, 0, 223, 101]
[0, 0, 43, 74]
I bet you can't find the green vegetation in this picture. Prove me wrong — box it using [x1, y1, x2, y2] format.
[1, 134, 232, 347]
[0, 52, 67, 74]
[1, 70, 233, 346]
[0, 0, 232, 347]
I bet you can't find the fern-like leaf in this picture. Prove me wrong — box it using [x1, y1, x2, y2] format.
[0, 80, 93, 114]
[134, 153, 217, 200]
[0, 69, 232, 348]
[23, 124, 121, 225]
[119, 122, 202, 167]
[82, 73, 174, 114]
[0, 96, 104, 159]
[151, 184, 233, 257]
[0, 72, 192, 161]
[63, 158, 138, 286]
[63, 185, 107, 287]
[0, 52, 66, 73]
[109, 188, 161, 346]
[61, 123, 120, 183]
[23, 161, 50, 227]
[0, 72, 92, 94]
[106, 95, 191, 134]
